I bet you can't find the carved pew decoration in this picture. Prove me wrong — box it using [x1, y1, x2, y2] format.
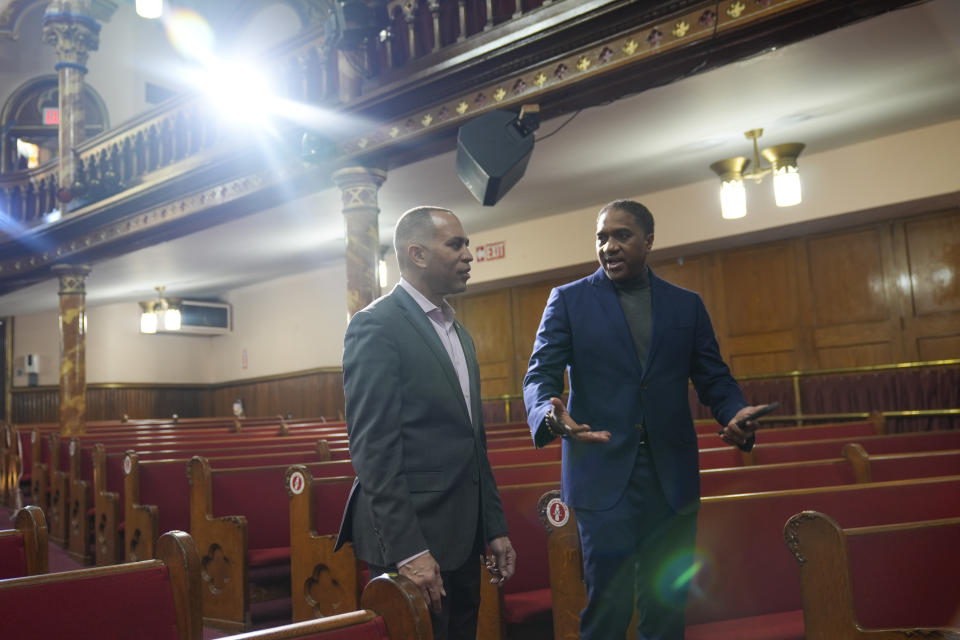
[537, 490, 587, 640]
[93, 443, 123, 565]
[29, 429, 49, 517]
[123, 451, 161, 562]
[286, 464, 361, 622]
[0, 505, 48, 578]
[0, 530, 202, 640]
[47, 432, 70, 546]
[784, 510, 960, 639]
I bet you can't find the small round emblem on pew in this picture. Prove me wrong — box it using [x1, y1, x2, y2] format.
[546, 498, 570, 527]
[123, 455, 132, 475]
[289, 470, 306, 495]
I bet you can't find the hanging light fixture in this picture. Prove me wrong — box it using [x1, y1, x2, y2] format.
[710, 129, 805, 219]
[136, 0, 163, 19]
[139, 286, 181, 334]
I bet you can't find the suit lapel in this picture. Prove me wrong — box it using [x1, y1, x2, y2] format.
[391, 286, 472, 425]
[589, 269, 644, 378]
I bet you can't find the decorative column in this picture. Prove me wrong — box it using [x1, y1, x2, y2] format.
[42, 1, 102, 203]
[332, 166, 387, 317]
[53, 264, 91, 436]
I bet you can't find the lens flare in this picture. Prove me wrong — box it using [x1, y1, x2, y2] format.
[164, 9, 215, 63]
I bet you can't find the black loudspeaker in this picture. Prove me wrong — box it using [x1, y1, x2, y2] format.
[456, 107, 539, 206]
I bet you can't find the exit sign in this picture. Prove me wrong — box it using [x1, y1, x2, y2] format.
[43, 107, 59, 125]
[476, 241, 505, 262]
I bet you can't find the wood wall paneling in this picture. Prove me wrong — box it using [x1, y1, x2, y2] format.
[453, 290, 515, 397]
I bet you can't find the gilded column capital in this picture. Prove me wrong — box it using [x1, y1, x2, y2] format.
[331, 166, 388, 214]
[42, 6, 101, 71]
[52, 264, 92, 295]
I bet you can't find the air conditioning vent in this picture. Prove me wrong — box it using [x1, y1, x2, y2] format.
[159, 300, 231, 335]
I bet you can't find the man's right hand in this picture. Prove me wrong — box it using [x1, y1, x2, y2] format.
[548, 397, 611, 443]
[398, 552, 445, 613]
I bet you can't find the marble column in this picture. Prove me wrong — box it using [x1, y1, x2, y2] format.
[53, 264, 91, 436]
[42, 2, 102, 203]
[332, 166, 387, 317]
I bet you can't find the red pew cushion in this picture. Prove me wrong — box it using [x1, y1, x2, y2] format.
[686, 609, 804, 640]
[248, 546, 290, 568]
[503, 588, 552, 624]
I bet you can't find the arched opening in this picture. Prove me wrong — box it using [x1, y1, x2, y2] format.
[0, 75, 109, 173]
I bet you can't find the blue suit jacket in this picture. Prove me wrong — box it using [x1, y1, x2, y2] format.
[523, 267, 746, 513]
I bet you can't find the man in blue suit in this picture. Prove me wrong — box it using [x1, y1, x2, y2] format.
[523, 200, 764, 639]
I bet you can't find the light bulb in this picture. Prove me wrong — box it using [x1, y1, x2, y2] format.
[773, 166, 802, 207]
[164, 307, 182, 331]
[140, 311, 158, 334]
[719, 179, 746, 219]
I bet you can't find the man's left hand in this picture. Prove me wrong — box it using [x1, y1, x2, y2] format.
[485, 536, 517, 585]
[720, 404, 768, 448]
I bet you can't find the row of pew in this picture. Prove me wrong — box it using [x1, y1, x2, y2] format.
[0, 515, 434, 640]
[3, 413, 960, 639]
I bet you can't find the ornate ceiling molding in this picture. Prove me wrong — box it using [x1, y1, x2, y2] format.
[0, 0, 44, 40]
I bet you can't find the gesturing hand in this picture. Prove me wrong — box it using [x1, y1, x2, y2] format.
[398, 552, 445, 613]
[719, 404, 767, 448]
[485, 536, 517, 585]
[547, 397, 612, 444]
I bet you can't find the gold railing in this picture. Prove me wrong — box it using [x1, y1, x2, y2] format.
[482, 359, 960, 425]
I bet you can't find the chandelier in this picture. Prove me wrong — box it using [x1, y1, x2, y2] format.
[709, 129, 805, 219]
[139, 286, 181, 334]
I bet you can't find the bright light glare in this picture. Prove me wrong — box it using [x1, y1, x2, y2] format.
[163, 307, 182, 331]
[137, 0, 163, 19]
[378, 259, 388, 288]
[773, 166, 802, 207]
[720, 179, 746, 219]
[140, 311, 158, 334]
[164, 9, 215, 63]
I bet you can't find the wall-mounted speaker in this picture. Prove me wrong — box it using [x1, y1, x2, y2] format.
[456, 106, 539, 206]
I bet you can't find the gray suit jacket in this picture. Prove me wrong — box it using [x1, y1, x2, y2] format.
[334, 285, 509, 570]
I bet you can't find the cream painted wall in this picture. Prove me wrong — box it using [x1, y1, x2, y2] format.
[12, 301, 214, 387]
[12, 262, 350, 386]
[210, 262, 350, 381]
[465, 119, 960, 284]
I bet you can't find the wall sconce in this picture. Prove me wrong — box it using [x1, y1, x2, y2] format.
[139, 286, 181, 334]
[710, 129, 805, 219]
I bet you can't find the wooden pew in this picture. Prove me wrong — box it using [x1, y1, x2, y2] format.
[286, 464, 361, 621]
[0, 505, 48, 578]
[71, 436, 330, 565]
[539, 475, 960, 640]
[747, 429, 960, 465]
[126, 451, 345, 563]
[220, 574, 432, 640]
[187, 456, 358, 630]
[0, 530, 202, 640]
[785, 511, 960, 638]
[696, 415, 885, 449]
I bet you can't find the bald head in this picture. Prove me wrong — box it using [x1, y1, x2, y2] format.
[393, 206, 473, 306]
[394, 206, 453, 273]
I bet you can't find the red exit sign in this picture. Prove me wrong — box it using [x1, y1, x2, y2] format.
[476, 241, 505, 262]
[43, 107, 60, 125]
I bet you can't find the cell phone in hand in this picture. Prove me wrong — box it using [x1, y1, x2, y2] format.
[717, 401, 781, 436]
[734, 401, 781, 429]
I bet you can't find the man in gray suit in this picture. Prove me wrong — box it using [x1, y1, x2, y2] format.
[335, 206, 516, 640]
